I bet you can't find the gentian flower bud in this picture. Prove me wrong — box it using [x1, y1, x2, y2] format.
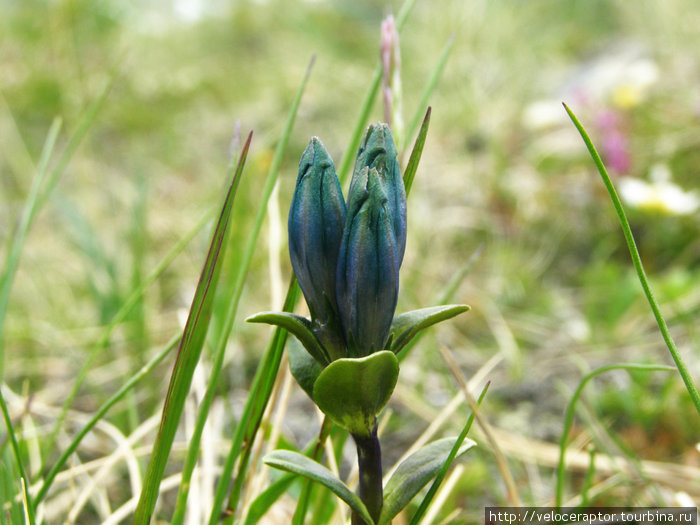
[288, 138, 347, 328]
[351, 123, 407, 262]
[336, 166, 403, 357]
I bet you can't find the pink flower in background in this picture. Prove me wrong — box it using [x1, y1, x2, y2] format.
[596, 109, 631, 175]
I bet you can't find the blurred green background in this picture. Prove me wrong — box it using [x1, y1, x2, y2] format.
[2, 0, 700, 522]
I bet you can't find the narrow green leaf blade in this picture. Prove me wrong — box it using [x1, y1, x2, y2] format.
[205, 55, 315, 525]
[555, 363, 674, 507]
[563, 102, 700, 418]
[378, 437, 476, 525]
[247, 311, 328, 365]
[0, 118, 62, 378]
[389, 305, 470, 355]
[313, 351, 398, 437]
[133, 132, 252, 524]
[402, 107, 430, 197]
[243, 473, 297, 525]
[404, 34, 455, 149]
[264, 450, 374, 525]
[410, 381, 490, 525]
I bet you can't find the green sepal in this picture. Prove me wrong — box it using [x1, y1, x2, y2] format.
[287, 338, 324, 400]
[264, 450, 375, 525]
[246, 311, 329, 365]
[312, 351, 399, 437]
[378, 437, 476, 525]
[387, 304, 470, 355]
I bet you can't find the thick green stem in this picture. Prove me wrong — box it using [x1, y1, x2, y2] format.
[352, 426, 383, 525]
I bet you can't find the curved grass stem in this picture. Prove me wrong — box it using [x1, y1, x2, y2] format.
[555, 363, 674, 507]
[563, 103, 700, 417]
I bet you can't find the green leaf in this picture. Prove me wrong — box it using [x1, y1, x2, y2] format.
[243, 473, 297, 525]
[247, 311, 329, 365]
[564, 102, 700, 419]
[388, 305, 470, 355]
[264, 450, 375, 525]
[287, 338, 324, 399]
[378, 437, 476, 525]
[404, 34, 455, 152]
[410, 381, 490, 525]
[313, 351, 399, 437]
[402, 107, 430, 197]
[133, 132, 252, 524]
[206, 57, 316, 525]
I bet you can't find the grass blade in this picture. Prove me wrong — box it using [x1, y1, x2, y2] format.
[563, 103, 700, 417]
[209, 279, 300, 525]
[44, 203, 217, 458]
[404, 35, 455, 151]
[336, 0, 420, 185]
[173, 56, 316, 525]
[409, 382, 489, 525]
[555, 363, 674, 507]
[397, 245, 483, 363]
[402, 107, 430, 197]
[291, 417, 333, 525]
[33, 332, 180, 507]
[0, 117, 62, 525]
[0, 392, 35, 524]
[0, 118, 62, 378]
[132, 131, 252, 524]
[243, 474, 297, 525]
[242, 416, 331, 525]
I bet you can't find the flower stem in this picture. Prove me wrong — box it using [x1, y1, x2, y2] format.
[352, 426, 383, 525]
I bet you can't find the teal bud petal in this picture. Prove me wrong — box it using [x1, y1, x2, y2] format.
[337, 167, 400, 357]
[350, 123, 407, 262]
[289, 138, 347, 327]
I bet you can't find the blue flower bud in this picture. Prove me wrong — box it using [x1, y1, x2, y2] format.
[351, 123, 407, 263]
[336, 167, 402, 357]
[288, 138, 347, 326]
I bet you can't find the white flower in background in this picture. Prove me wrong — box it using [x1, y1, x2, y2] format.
[618, 163, 700, 215]
[523, 43, 659, 132]
[522, 100, 569, 131]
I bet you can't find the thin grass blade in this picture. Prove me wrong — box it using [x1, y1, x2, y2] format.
[44, 204, 216, 458]
[291, 416, 332, 525]
[404, 35, 455, 150]
[0, 392, 34, 524]
[336, 0, 420, 185]
[563, 103, 700, 417]
[173, 56, 316, 525]
[0, 118, 62, 379]
[0, 117, 62, 525]
[37, 72, 118, 211]
[555, 363, 673, 507]
[33, 332, 180, 506]
[409, 382, 490, 525]
[243, 474, 297, 525]
[402, 107, 430, 197]
[208, 280, 300, 525]
[241, 416, 331, 525]
[132, 131, 252, 524]
[397, 245, 483, 363]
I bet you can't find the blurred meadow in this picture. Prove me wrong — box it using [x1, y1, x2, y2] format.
[2, 0, 700, 523]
